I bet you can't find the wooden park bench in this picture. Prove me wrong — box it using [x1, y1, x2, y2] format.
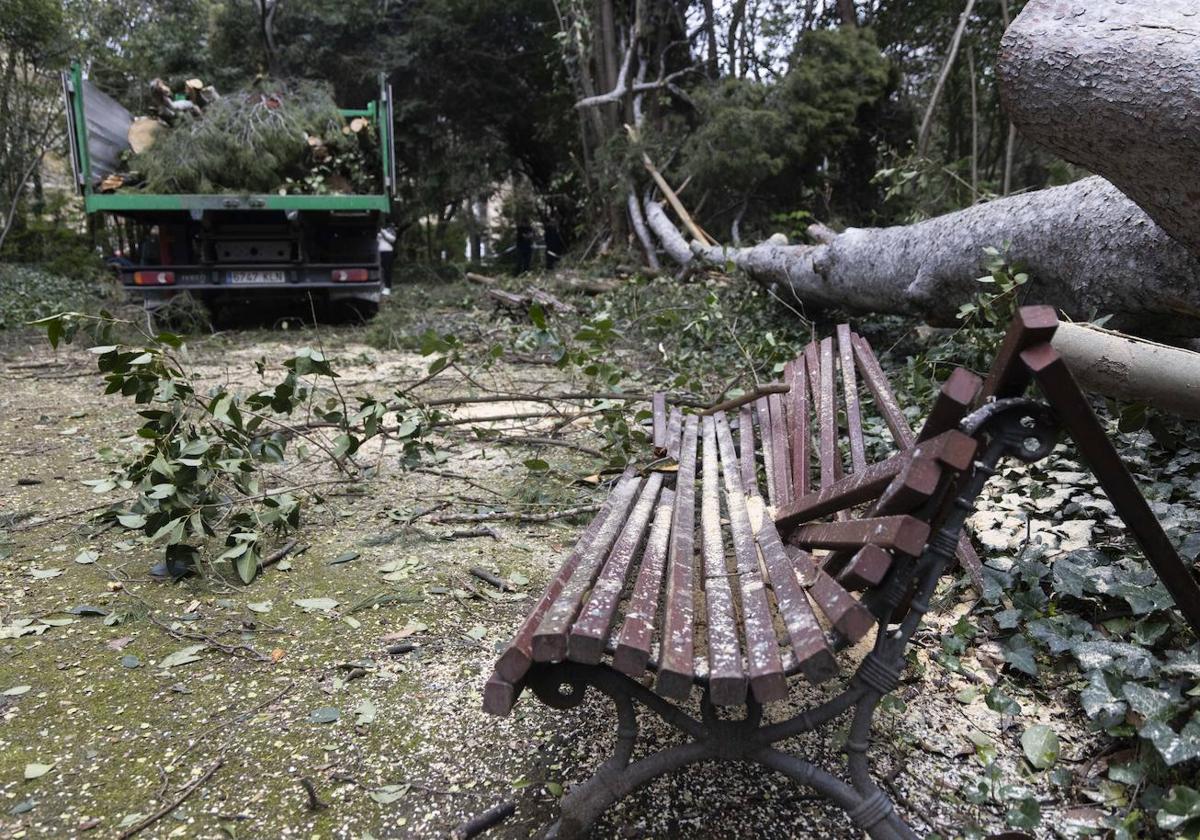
[481, 306, 1200, 839]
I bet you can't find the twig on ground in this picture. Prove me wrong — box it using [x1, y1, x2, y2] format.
[470, 566, 514, 591]
[261, 539, 302, 570]
[299, 777, 328, 812]
[494, 435, 605, 458]
[122, 589, 271, 662]
[430, 504, 601, 525]
[451, 800, 518, 839]
[448, 526, 501, 540]
[7, 499, 130, 532]
[413, 468, 505, 497]
[118, 759, 224, 839]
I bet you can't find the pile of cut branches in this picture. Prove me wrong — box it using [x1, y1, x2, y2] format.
[127, 80, 378, 195]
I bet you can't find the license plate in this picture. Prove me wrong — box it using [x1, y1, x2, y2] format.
[227, 270, 286, 285]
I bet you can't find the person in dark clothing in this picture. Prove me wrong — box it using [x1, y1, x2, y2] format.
[378, 226, 396, 294]
[544, 224, 563, 270]
[515, 223, 534, 274]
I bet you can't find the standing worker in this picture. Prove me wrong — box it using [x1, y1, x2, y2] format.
[377, 225, 396, 296]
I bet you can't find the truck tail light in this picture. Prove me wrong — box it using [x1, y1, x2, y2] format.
[132, 271, 175, 286]
[331, 268, 369, 283]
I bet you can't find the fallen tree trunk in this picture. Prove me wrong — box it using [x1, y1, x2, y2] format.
[999, 0, 1200, 257]
[1052, 322, 1200, 420]
[645, 177, 1200, 338]
[642, 0, 1200, 339]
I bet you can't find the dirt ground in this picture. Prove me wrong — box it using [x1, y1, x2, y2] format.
[0, 282, 1125, 839]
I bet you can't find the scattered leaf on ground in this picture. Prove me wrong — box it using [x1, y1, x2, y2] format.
[158, 644, 206, 669]
[23, 763, 53, 780]
[294, 598, 338, 612]
[309, 706, 339, 724]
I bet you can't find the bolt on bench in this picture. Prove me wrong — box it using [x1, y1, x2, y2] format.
[482, 306, 1200, 839]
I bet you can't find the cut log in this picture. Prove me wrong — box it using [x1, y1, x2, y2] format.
[1052, 322, 1200, 420]
[127, 117, 166, 154]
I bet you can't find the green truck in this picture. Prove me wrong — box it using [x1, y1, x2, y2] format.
[61, 64, 396, 320]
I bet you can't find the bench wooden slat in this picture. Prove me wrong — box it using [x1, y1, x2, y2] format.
[755, 520, 838, 683]
[786, 357, 811, 499]
[531, 476, 645, 663]
[981, 304, 1059, 401]
[738, 404, 758, 495]
[494, 470, 639, 684]
[714, 413, 788, 703]
[700, 415, 747, 705]
[612, 488, 677, 676]
[664, 406, 683, 460]
[838, 545, 894, 590]
[775, 450, 909, 530]
[804, 341, 822, 418]
[818, 337, 838, 486]
[836, 324, 867, 473]
[482, 673, 521, 716]
[790, 547, 875, 643]
[791, 515, 930, 557]
[756, 397, 779, 504]
[917, 367, 982, 442]
[848, 342, 987, 586]
[652, 392, 668, 452]
[850, 332, 914, 449]
[767, 392, 793, 507]
[569, 472, 665, 663]
[656, 415, 701, 698]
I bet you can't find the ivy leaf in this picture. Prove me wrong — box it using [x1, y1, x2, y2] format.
[1140, 715, 1200, 767]
[1158, 785, 1200, 835]
[1004, 635, 1039, 676]
[985, 686, 1021, 716]
[1005, 795, 1042, 830]
[1021, 724, 1060, 769]
[1080, 670, 1126, 728]
[1071, 640, 1157, 679]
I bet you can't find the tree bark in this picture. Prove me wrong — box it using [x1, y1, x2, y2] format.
[998, 0, 1200, 256]
[645, 177, 1200, 339]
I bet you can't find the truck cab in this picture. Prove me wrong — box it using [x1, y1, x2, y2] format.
[62, 64, 397, 321]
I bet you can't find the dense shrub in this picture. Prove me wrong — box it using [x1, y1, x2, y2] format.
[0, 263, 107, 330]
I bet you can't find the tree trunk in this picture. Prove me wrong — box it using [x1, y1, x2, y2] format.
[644, 177, 1200, 339]
[998, 0, 1200, 256]
[916, 0, 977, 157]
[836, 0, 856, 27]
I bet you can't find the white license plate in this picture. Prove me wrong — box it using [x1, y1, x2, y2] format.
[227, 270, 286, 285]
